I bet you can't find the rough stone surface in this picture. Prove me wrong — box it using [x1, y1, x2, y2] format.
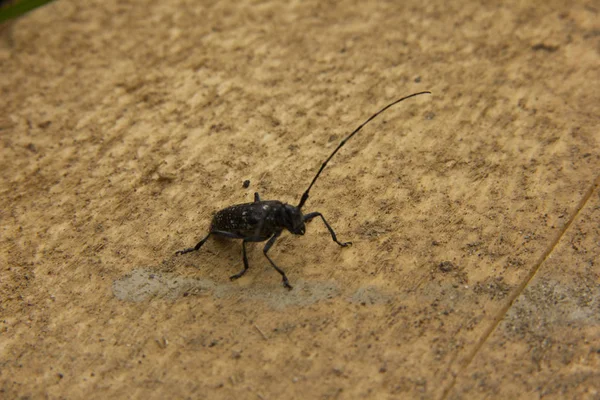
[1, 1, 598, 399]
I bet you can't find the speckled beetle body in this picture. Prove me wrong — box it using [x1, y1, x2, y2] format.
[176, 91, 431, 289]
[210, 198, 304, 240]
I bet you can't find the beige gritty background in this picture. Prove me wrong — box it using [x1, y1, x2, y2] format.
[1, 0, 599, 399]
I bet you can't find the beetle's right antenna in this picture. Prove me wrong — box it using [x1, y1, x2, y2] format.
[297, 91, 431, 209]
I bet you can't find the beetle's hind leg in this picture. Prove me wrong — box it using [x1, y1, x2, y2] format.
[230, 239, 250, 281]
[176, 230, 244, 256]
[176, 232, 212, 255]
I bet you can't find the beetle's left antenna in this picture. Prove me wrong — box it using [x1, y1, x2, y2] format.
[297, 91, 431, 209]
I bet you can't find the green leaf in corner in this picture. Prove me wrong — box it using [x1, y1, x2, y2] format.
[0, 0, 56, 24]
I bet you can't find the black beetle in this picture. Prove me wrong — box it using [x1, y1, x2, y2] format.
[177, 91, 431, 289]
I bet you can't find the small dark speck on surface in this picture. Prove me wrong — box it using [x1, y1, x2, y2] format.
[531, 43, 559, 52]
[243, 180, 250, 188]
[438, 261, 456, 272]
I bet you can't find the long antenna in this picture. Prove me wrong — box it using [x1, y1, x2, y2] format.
[297, 91, 431, 209]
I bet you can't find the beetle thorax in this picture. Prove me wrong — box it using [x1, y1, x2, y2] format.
[279, 204, 305, 235]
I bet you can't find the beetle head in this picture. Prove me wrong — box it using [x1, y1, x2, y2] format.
[281, 204, 305, 235]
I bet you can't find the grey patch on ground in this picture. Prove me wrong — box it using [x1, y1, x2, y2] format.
[113, 268, 341, 307]
[112, 268, 215, 302]
[114, 269, 398, 309]
[349, 285, 393, 305]
[502, 278, 600, 337]
[245, 280, 341, 310]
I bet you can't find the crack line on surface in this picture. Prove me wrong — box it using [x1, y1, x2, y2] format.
[439, 174, 600, 400]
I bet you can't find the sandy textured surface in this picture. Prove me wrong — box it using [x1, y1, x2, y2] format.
[1, 0, 599, 399]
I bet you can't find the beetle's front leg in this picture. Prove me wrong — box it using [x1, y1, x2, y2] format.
[303, 212, 352, 247]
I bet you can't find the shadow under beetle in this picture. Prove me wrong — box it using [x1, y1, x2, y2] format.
[176, 91, 431, 289]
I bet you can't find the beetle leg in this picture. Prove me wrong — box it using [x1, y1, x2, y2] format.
[303, 212, 352, 247]
[176, 230, 244, 255]
[254, 192, 261, 202]
[175, 232, 212, 255]
[262, 230, 292, 289]
[230, 240, 251, 281]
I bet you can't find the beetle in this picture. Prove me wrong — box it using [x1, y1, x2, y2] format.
[176, 91, 431, 289]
